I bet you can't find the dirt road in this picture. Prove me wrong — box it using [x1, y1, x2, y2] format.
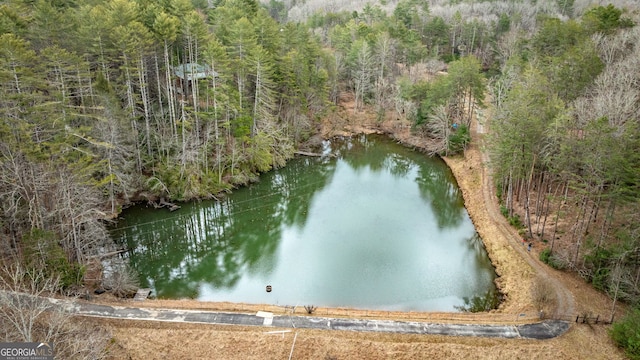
[473, 112, 576, 317]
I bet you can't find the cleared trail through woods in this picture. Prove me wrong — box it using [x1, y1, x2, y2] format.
[474, 106, 576, 319]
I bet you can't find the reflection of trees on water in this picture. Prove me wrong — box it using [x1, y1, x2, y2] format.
[466, 232, 495, 277]
[468, 232, 487, 256]
[338, 135, 465, 229]
[113, 134, 472, 299]
[229, 157, 336, 273]
[114, 205, 242, 298]
[461, 232, 497, 297]
[340, 135, 401, 174]
[337, 135, 413, 178]
[114, 157, 336, 299]
[266, 157, 337, 229]
[415, 164, 465, 229]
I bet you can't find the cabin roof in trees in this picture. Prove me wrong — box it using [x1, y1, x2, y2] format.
[173, 63, 217, 81]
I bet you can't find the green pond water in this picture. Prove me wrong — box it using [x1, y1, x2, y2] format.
[112, 134, 497, 311]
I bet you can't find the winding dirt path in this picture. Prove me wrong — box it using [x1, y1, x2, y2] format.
[437, 102, 576, 319]
[474, 128, 576, 318]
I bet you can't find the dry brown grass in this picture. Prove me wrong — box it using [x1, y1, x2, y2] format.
[100, 316, 622, 360]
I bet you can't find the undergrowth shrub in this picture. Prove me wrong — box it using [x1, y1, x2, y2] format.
[610, 308, 640, 360]
[540, 248, 566, 270]
[508, 213, 522, 228]
[455, 289, 502, 312]
[22, 229, 85, 289]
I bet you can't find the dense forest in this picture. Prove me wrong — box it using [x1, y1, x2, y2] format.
[0, 0, 335, 272]
[488, 4, 640, 306]
[1, 0, 640, 357]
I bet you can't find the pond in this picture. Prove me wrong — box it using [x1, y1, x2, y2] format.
[112, 135, 497, 311]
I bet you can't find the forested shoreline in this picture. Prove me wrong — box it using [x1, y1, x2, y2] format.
[2, 0, 640, 357]
[1, 0, 335, 270]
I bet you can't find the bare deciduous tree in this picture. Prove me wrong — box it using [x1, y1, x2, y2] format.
[0, 262, 111, 359]
[103, 260, 140, 298]
[531, 276, 557, 316]
[423, 104, 451, 156]
[351, 40, 374, 112]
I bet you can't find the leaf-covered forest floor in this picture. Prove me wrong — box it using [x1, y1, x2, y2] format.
[95, 94, 628, 359]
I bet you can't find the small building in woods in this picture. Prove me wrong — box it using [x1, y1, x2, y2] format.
[173, 63, 218, 96]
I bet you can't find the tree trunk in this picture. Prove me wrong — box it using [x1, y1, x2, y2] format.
[210, 59, 222, 184]
[187, 34, 201, 142]
[180, 99, 187, 174]
[534, 172, 546, 232]
[138, 55, 152, 158]
[154, 53, 164, 135]
[507, 171, 514, 217]
[163, 40, 177, 139]
[584, 185, 603, 240]
[572, 194, 589, 266]
[597, 199, 616, 249]
[524, 155, 537, 239]
[551, 181, 569, 252]
[540, 180, 559, 242]
[610, 260, 623, 324]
